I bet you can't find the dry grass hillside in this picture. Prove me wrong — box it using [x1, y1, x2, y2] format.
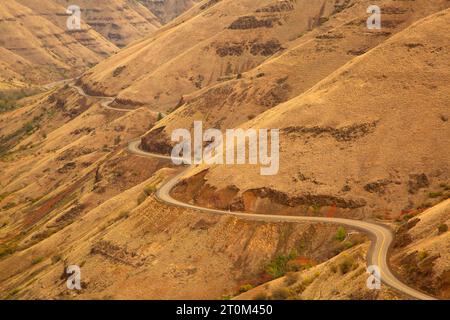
[0, 0, 164, 87]
[141, 0, 450, 154]
[0, 84, 353, 298]
[391, 199, 450, 299]
[0, 70, 358, 299]
[0, 0, 116, 86]
[0, 0, 448, 301]
[236, 199, 449, 300]
[0, 187, 353, 299]
[236, 243, 404, 300]
[175, 8, 450, 222]
[138, 0, 200, 24]
[50, 0, 161, 48]
[79, 0, 346, 109]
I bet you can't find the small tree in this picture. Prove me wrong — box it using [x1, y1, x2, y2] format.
[157, 112, 164, 121]
[335, 226, 346, 241]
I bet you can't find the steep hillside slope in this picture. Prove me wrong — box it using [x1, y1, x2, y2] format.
[0, 0, 116, 85]
[79, 0, 344, 109]
[173, 8, 450, 220]
[0, 0, 163, 86]
[392, 199, 450, 299]
[141, 0, 450, 154]
[0, 86, 345, 300]
[138, 0, 200, 24]
[50, 0, 161, 48]
[236, 243, 404, 300]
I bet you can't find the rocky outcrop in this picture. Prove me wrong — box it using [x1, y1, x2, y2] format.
[171, 172, 367, 215]
[228, 16, 279, 30]
[283, 121, 379, 142]
[256, 0, 295, 13]
[215, 39, 282, 57]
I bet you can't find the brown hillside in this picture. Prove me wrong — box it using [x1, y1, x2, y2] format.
[79, 0, 343, 109]
[141, 0, 450, 154]
[174, 8, 450, 220]
[138, 0, 200, 24]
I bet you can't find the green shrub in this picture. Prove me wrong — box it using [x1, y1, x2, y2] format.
[343, 241, 354, 249]
[265, 250, 297, 278]
[239, 284, 253, 293]
[335, 226, 346, 241]
[438, 223, 448, 234]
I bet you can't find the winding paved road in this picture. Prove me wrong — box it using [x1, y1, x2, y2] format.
[62, 81, 436, 300]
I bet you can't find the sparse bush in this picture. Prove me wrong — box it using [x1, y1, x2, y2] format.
[302, 273, 319, 287]
[2, 202, 17, 210]
[0, 88, 40, 114]
[429, 191, 443, 198]
[118, 211, 129, 220]
[271, 287, 290, 300]
[239, 284, 253, 293]
[112, 66, 126, 77]
[137, 185, 157, 205]
[438, 223, 448, 234]
[284, 272, 299, 286]
[343, 241, 354, 249]
[335, 226, 346, 241]
[31, 256, 44, 265]
[417, 250, 429, 261]
[137, 193, 147, 205]
[265, 250, 297, 278]
[338, 257, 356, 274]
[51, 255, 62, 264]
[330, 264, 338, 273]
[253, 292, 268, 300]
[144, 185, 157, 196]
[157, 112, 164, 121]
[0, 245, 16, 258]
